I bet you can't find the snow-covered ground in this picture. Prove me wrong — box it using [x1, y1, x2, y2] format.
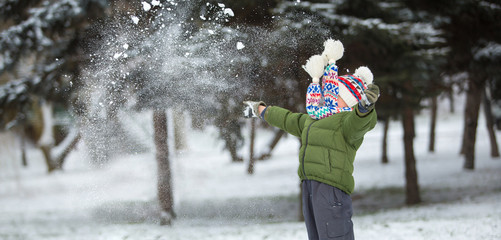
[0, 106, 500, 240]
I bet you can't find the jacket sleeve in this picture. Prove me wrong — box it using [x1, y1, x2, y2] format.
[343, 104, 377, 144]
[264, 106, 308, 138]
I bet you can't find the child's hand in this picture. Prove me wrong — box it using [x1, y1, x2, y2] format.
[361, 84, 380, 111]
[243, 101, 266, 119]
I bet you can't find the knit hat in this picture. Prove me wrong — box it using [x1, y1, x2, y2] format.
[337, 66, 374, 107]
[302, 39, 374, 107]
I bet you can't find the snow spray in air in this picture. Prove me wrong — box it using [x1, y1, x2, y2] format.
[77, 1, 254, 165]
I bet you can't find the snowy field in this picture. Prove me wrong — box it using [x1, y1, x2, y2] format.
[0, 106, 500, 240]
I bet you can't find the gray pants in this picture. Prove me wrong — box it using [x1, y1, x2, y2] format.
[302, 180, 354, 240]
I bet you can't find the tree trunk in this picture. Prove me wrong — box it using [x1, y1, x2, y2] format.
[228, 141, 243, 162]
[42, 129, 81, 173]
[218, 118, 243, 163]
[258, 130, 285, 160]
[460, 117, 466, 155]
[448, 88, 455, 114]
[429, 96, 437, 152]
[54, 133, 81, 170]
[482, 87, 500, 158]
[173, 109, 187, 151]
[153, 110, 175, 225]
[402, 104, 421, 205]
[20, 132, 27, 167]
[41, 146, 57, 172]
[224, 123, 243, 162]
[382, 117, 389, 164]
[402, 80, 421, 205]
[38, 101, 57, 173]
[462, 81, 483, 169]
[247, 118, 256, 174]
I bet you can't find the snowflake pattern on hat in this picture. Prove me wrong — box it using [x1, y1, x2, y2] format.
[306, 63, 352, 120]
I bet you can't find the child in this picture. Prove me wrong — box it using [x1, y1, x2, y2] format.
[303, 39, 373, 120]
[242, 40, 380, 240]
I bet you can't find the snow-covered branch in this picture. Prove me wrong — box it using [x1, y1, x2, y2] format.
[0, 0, 88, 74]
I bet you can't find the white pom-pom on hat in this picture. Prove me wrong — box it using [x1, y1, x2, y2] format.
[302, 55, 325, 83]
[322, 39, 344, 65]
[354, 66, 373, 85]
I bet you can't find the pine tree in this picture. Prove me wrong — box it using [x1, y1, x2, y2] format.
[0, 0, 107, 171]
[407, 0, 501, 169]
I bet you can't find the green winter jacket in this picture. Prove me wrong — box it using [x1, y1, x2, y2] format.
[264, 104, 377, 195]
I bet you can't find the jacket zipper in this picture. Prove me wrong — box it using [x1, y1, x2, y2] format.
[301, 122, 314, 180]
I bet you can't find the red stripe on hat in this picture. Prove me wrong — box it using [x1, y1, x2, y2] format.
[347, 75, 367, 89]
[338, 76, 362, 100]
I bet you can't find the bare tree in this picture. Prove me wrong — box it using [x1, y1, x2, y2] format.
[402, 82, 421, 205]
[0, 0, 106, 172]
[173, 109, 187, 152]
[153, 110, 175, 225]
[247, 118, 257, 174]
[429, 96, 438, 152]
[381, 117, 390, 164]
[462, 79, 484, 169]
[37, 101, 81, 173]
[483, 87, 500, 158]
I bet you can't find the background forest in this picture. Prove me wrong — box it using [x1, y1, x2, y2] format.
[0, 0, 500, 239]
